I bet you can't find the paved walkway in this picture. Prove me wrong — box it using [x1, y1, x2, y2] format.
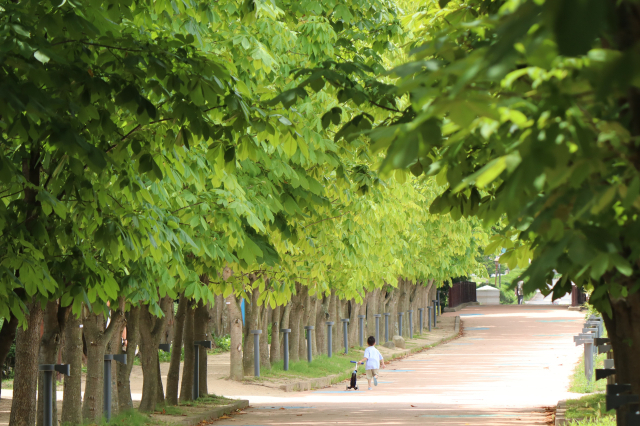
[216, 305, 584, 425]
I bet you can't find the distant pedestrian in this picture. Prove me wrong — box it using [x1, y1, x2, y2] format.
[517, 281, 524, 305]
[358, 336, 385, 390]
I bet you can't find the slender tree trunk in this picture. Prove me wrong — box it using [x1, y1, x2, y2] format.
[270, 305, 281, 364]
[289, 285, 303, 362]
[82, 302, 125, 422]
[61, 312, 83, 425]
[316, 294, 329, 356]
[0, 315, 18, 399]
[179, 302, 195, 402]
[310, 296, 320, 355]
[279, 302, 291, 358]
[194, 300, 210, 397]
[299, 286, 310, 359]
[213, 294, 224, 338]
[329, 289, 339, 352]
[602, 288, 640, 426]
[37, 301, 69, 426]
[226, 294, 244, 381]
[259, 305, 270, 369]
[166, 295, 186, 405]
[243, 286, 260, 374]
[117, 306, 139, 412]
[138, 296, 173, 412]
[9, 298, 44, 426]
[366, 289, 379, 339]
[106, 313, 124, 417]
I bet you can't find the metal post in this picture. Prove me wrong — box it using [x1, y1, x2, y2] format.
[374, 314, 381, 344]
[427, 306, 432, 332]
[398, 312, 404, 337]
[103, 354, 126, 421]
[432, 300, 437, 327]
[437, 293, 441, 316]
[39, 364, 70, 426]
[341, 319, 350, 354]
[104, 355, 112, 421]
[384, 313, 390, 343]
[304, 326, 314, 362]
[358, 315, 365, 347]
[250, 330, 262, 377]
[585, 340, 594, 383]
[410, 310, 415, 337]
[280, 329, 291, 370]
[326, 322, 334, 358]
[193, 340, 211, 399]
[418, 308, 423, 335]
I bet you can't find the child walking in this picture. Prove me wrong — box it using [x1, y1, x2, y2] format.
[358, 336, 385, 390]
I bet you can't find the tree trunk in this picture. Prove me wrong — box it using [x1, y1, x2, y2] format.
[602, 289, 640, 425]
[179, 301, 195, 402]
[194, 300, 210, 397]
[259, 305, 270, 370]
[213, 294, 224, 338]
[138, 296, 173, 412]
[82, 302, 125, 422]
[328, 289, 339, 352]
[270, 305, 281, 364]
[366, 289, 380, 339]
[226, 294, 244, 381]
[299, 286, 310, 359]
[37, 301, 69, 426]
[61, 312, 83, 426]
[166, 295, 187, 405]
[106, 313, 124, 417]
[0, 315, 18, 399]
[279, 302, 291, 359]
[289, 285, 303, 362]
[243, 286, 260, 374]
[315, 294, 329, 356]
[117, 305, 139, 412]
[9, 298, 44, 426]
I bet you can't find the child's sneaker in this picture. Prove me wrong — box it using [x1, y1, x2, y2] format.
[368, 386, 372, 390]
[374, 376, 378, 386]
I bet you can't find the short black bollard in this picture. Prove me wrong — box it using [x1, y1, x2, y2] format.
[432, 300, 437, 327]
[398, 312, 404, 337]
[374, 314, 381, 344]
[408, 310, 415, 337]
[427, 306, 432, 332]
[418, 308, 423, 335]
[384, 313, 390, 342]
[104, 354, 126, 421]
[326, 322, 334, 358]
[341, 319, 350, 354]
[304, 326, 314, 362]
[250, 330, 262, 377]
[39, 364, 70, 426]
[193, 340, 212, 399]
[358, 315, 365, 347]
[280, 329, 291, 370]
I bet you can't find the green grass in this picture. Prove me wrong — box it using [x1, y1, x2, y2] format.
[62, 409, 159, 426]
[1, 378, 12, 389]
[569, 353, 607, 393]
[565, 394, 613, 419]
[256, 352, 365, 381]
[567, 416, 616, 426]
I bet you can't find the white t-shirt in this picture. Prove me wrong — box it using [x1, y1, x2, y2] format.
[363, 346, 383, 370]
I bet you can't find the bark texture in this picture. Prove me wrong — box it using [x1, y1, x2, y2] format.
[166, 295, 187, 405]
[179, 301, 195, 402]
[117, 305, 139, 412]
[61, 312, 83, 425]
[37, 301, 69, 426]
[194, 300, 210, 397]
[9, 298, 43, 426]
[226, 294, 244, 381]
[269, 305, 281, 364]
[81, 301, 125, 422]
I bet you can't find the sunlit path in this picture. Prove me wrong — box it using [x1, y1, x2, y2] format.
[214, 305, 584, 425]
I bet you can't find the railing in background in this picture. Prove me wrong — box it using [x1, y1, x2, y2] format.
[448, 281, 477, 308]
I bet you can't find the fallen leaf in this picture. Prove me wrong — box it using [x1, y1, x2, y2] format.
[411, 405, 416, 407]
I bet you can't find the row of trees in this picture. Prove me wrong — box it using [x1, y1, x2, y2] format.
[0, 0, 486, 425]
[285, 0, 640, 424]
